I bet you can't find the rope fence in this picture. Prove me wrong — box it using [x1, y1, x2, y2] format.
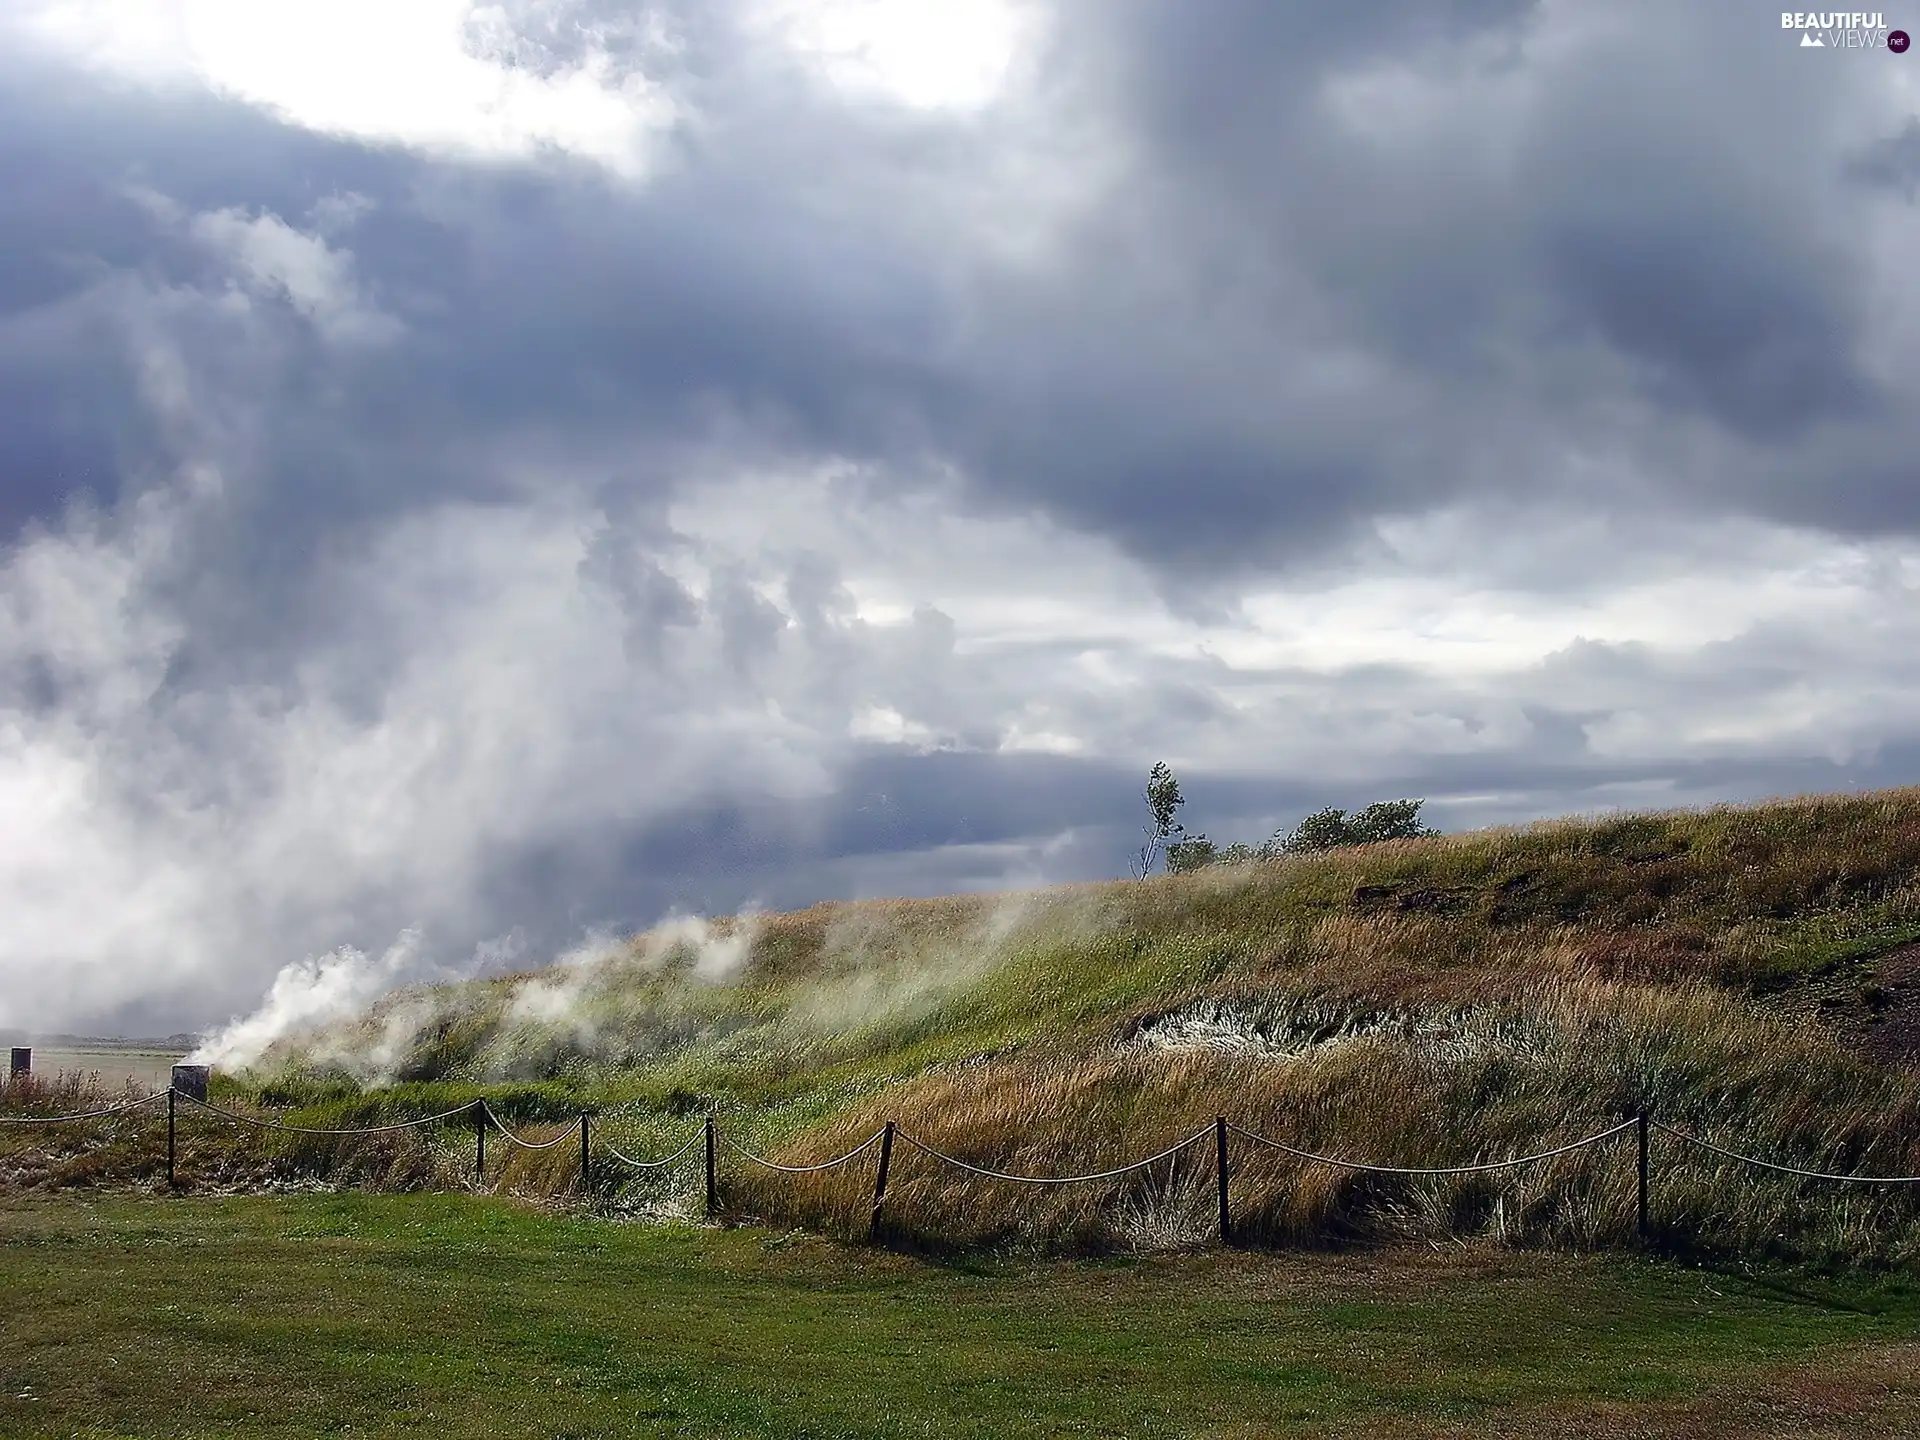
[721, 1128, 889, 1174]
[1224, 1117, 1638, 1176]
[483, 1106, 576, 1150]
[0, 1091, 169, 1124]
[183, 1093, 477, 1136]
[1650, 1120, 1920, 1185]
[4, 1087, 1920, 1247]
[600, 1131, 705, 1170]
[892, 1126, 1212, 1185]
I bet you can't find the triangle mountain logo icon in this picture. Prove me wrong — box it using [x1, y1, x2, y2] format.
[1800, 31, 1825, 45]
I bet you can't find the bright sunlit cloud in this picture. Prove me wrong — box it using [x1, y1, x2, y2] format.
[15, 0, 677, 175]
[751, 0, 1036, 111]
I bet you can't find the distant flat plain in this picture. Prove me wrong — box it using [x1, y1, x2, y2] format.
[9, 1043, 187, 1092]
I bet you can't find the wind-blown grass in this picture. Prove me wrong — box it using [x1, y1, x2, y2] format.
[13, 787, 1920, 1259]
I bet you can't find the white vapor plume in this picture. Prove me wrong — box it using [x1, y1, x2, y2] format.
[503, 909, 765, 1036]
[194, 909, 773, 1081]
[488, 912, 763, 1069]
[190, 928, 432, 1070]
[500, 925, 632, 1055]
[191, 927, 527, 1074]
[636, 908, 764, 983]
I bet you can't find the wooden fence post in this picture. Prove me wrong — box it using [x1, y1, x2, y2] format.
[704, 1114, 718, 1218]
[1215, 1116, 1231, 1247]
[167, 1086, 176, 1187]
[579, 1113, 591, 1192]
[868, 1121, 896, 1243]
[1636, 1109, 1650, 1244]
[474, 1102, 486, 1186]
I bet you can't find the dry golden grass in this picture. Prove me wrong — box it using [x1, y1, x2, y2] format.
[743, 989, 1920, 1258]
[20, 787, 1920, 1257]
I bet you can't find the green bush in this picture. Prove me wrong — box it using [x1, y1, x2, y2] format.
[1280, 799, 1438, 853]
[1173, 799, 1438, 870]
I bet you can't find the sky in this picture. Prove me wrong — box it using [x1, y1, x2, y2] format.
[2, 0, 1919, 1037]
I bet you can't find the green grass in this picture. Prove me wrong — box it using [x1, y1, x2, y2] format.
[16, 788, 1920, 1260]
[3, 1193, 1919, 1439]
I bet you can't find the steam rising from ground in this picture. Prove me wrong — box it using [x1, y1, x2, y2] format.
[498, 912, 764, 1058]
[190, 930, 439, 1071]
[192, 888, 1094, 1086]
[783, 891, 1039, 1033]
[641, 911, 762, 983]
[190, 926, 532, 1075]
[196, 908, 770, 1081]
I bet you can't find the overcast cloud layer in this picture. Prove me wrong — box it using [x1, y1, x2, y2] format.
[3, 0, 1919, 1035]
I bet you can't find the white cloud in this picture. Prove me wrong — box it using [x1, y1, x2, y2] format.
[188, 206, 401, 346]
[849, 704, 946, 750]
[749, 0, 1038, 112]
[14, 0, 678, 177]
[11, 425, 1920, 1033]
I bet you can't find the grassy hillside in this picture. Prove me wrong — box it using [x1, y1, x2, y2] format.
[11, 788, 1920, 1261]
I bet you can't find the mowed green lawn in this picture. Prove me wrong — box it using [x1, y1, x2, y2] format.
[1, 1195, 1917, 1439]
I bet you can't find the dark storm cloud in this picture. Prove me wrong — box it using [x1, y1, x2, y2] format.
[0, 62, 424, 532]
[1849, 114, 1920, 200]
[1517, 33, 1879, 442]
[934, 0, 1912, 563]
[8, 0, 1909, 577]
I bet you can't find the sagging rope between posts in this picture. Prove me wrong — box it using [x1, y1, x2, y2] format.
[185, 1092, 477, 1135]
[483, 1105, 575, 1150]
[892, 1125, 1214, 1185]
[0, 1091, 169, 1124]
[8, 1087, 1920, 1246]
[722, 1127, 889, 1174]
[601, 1130, 705, 1170]
[1650, 1120, 1920, 1185]
[1225, 1117, 1639, 1176]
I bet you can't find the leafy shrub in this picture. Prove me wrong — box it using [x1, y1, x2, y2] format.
[1172, 800, 1438, 871]
[1280, 800, 1438, 854]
